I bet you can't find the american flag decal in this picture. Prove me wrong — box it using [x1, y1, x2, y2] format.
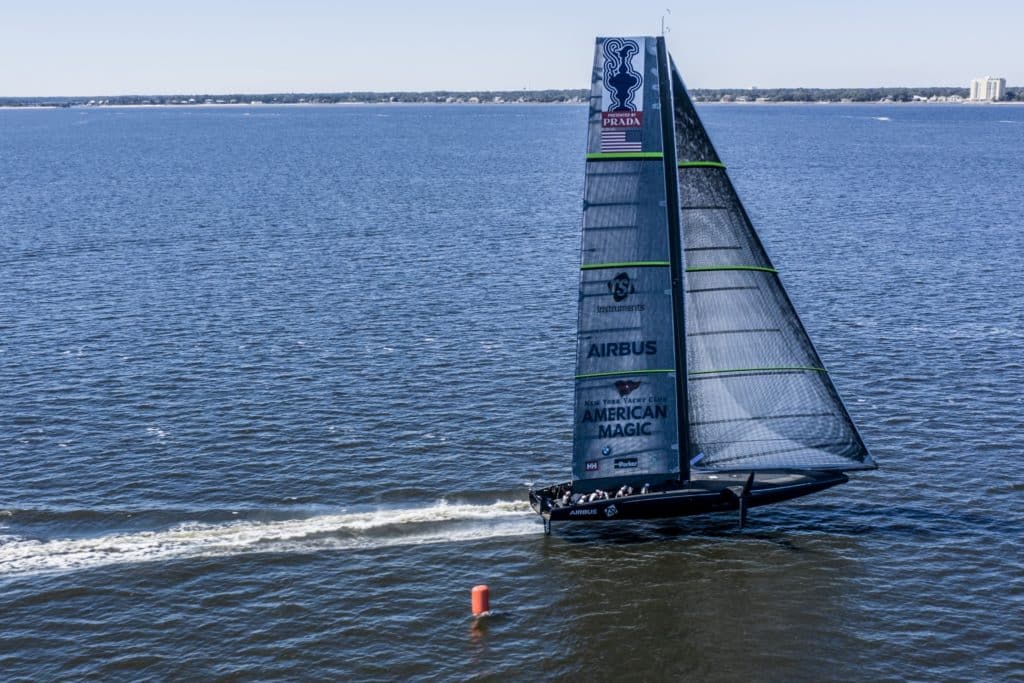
[600, 111, 643, 152]
[600, 127, 643, 152]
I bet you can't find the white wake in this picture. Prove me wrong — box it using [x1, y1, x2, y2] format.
[0, 500, 537, 579]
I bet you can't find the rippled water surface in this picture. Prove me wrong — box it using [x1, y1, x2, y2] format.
[1, 104, 1022, 681]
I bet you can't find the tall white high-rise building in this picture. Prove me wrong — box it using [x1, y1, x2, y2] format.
[969, 76, 1006, 101]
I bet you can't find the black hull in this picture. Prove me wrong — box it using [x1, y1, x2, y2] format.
[529, 471, 849, 529]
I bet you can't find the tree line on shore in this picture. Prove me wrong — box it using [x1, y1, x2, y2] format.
[694, 87, 1018, 102]
[1, 86, 1018, 107]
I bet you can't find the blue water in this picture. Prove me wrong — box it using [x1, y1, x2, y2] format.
[1, 103, 1022, 680]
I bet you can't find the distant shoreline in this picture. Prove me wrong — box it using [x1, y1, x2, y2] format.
[3, 100, 1023, 112]
[1, 86, 1020, 109]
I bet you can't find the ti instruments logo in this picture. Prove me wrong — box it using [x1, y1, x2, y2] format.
[597, 272, 645, 314]
[608, 272, 635, 302]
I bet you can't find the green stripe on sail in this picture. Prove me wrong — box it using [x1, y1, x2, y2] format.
[576, 368, 676, 380]
[689, 366, 827, 376]
[586, 152, 664, 161]
[678, 161, 726, 169]
[581, 261, 670, 271]
[685, 265, 778, 274]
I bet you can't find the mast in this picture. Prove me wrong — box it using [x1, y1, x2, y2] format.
[656, 37, 690, 483]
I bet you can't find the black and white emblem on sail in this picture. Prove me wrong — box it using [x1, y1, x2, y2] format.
[602, 38, 642, 111]
[608, 272, 635, 301]
[600, 37, 644, 152]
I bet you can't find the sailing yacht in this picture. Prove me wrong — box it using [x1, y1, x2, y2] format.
[528, 36, 876, 533]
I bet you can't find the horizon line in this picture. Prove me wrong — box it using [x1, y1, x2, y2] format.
[4, 84, 1019, 101]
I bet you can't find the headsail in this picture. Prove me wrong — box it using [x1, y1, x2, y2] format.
[669, 61, 875, 472]
[572, 37, 682, 492]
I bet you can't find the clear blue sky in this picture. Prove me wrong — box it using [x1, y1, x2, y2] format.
[2, 0, 1022, 96]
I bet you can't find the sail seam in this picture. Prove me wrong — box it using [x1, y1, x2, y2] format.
[575, 368, 675, 380]
[691, 411, 836, 427]
[586, 152, 664, 161]
[686, 286, 758, 293]
[581, 261, 670, 270]
[685, 265, 778, 273]
[688, 328, 782, 337]
[689, 366, 827, 376]
[701, 441, 855, 465]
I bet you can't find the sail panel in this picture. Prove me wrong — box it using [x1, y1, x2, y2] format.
[670, 65, 875, 472]
[582, 160, 671, 264]
[573, 373, 679, 488]
[681, 170, 774, 270]
[670, 65, 721, 165]
[572, 37, 681, 492]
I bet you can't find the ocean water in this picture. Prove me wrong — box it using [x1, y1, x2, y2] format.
[1, 103, 1021, 681]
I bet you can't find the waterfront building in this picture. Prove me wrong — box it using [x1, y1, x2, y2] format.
[969, 76, 1006, 101]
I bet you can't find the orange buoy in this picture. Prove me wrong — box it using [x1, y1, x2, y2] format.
[471, 585, 490, 616]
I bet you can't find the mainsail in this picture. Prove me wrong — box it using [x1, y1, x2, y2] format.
[669, 61, 875, 472]
[572, 37, 683, 492]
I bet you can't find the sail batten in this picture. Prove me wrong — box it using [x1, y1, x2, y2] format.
[690, 366, 827, 375]
[581, 261, 670, 270]
[587, 152, 665, 161]
[576, 368, 676, 380]
[686, 265, 778, 273]
[679, 161, 727, 169]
